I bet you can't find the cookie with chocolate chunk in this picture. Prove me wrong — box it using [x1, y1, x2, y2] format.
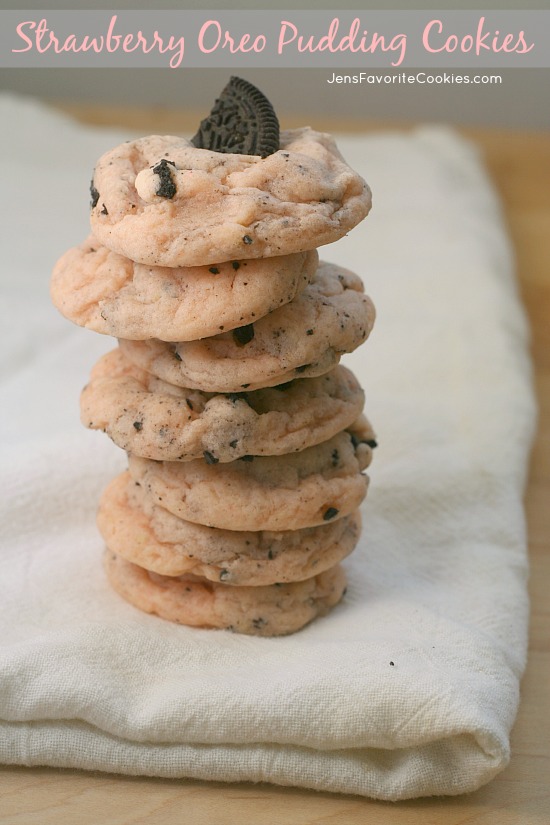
[98, 472, 361, 586]
[51, 237, 317, 342]
[89, 128, 371, 267]
[128, 426, 372, 532]
[104, 550, 347, 637]
[119, 261, 375, 392]
[81, 348, 366, 462]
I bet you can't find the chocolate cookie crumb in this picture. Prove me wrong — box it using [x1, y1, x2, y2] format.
[90, 180, 99, 208]
[152, 159, 177, 199]
[232, 323, 255, 347]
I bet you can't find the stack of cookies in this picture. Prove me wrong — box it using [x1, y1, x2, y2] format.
[51, 77, 376, 636]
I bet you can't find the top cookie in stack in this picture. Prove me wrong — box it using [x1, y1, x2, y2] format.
[51, 77, 376, 636]
[87, 93, 370, 267]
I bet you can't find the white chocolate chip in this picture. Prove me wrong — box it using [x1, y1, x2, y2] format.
[135, 168, 159, 203]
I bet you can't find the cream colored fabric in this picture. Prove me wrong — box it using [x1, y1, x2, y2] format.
[0, 96, 535, 800]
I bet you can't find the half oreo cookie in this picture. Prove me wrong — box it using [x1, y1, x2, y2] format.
[190, 76, 280, 158]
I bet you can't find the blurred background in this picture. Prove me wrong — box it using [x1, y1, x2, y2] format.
[1, 0, 549, 130]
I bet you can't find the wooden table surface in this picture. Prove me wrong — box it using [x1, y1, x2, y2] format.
[1, 107, 549, 825]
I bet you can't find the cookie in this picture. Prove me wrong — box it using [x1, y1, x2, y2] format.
[51, 236, 317, 342]
[119, 261, 375, 393]
[98, 472, 361, 586]
[104, 550, 347, 636]
[81, 348, 365, 463]
[89, 128, 371, 267]
[190, 76, 280, 158]
[128, 426, 372, 532]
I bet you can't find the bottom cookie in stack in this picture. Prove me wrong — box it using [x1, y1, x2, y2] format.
[104, 551, 348, 637]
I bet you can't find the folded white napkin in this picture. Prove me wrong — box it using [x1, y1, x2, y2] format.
[0, 95, 535, 800]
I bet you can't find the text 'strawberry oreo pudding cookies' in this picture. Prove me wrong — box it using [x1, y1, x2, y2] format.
[51, 76, 377, 636]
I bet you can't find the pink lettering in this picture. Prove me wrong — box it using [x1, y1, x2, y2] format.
[198, 20, 221, 53]
[423, 16, 535, 58]
[106, 15, 121, 52]
[12, 20, 35, 52]
[279, 18, 407, 67]
[35, 19, 56, 53]
[123, 33, 138, 52]
[475, 17, 491, 54]
[423, 19, 445, 53]
[278, 21, 298, 54]
[515, 32, 535, 54]
[11, 13, 187, 66]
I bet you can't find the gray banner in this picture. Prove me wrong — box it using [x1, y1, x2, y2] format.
[1, 10, 548, 68]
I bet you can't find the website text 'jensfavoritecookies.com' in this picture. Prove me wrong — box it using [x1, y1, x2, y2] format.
[326, 72, 503, 85]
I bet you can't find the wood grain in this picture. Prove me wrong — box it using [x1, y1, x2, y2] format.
[1, 105, 549, 825]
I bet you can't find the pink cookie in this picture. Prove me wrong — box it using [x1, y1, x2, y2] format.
[128, 425, 373, 532]
[119, 261, 375, 393]
[104, 550, 347, 636]
[81, 348, 366, 463]
[90, 129, 371, 267]
[98, 471, 361, 586]
[51, 236, 317, 342]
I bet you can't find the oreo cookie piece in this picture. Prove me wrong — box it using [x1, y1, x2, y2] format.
[152, 159, 177, 199]
[190, 76, 280, 158]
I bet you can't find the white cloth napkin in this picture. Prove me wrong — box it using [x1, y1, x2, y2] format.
[0, 95, 535, 800]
